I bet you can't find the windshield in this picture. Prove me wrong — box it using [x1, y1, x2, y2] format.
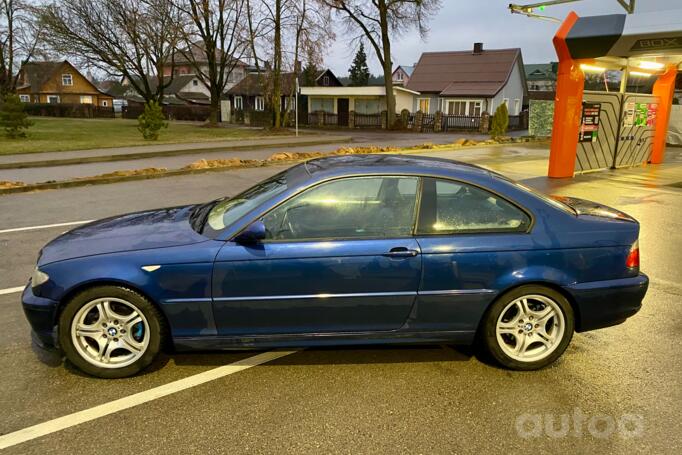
[194, 170, 290, 237]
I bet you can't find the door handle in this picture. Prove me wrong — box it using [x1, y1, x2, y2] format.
[383, 247, 419, 258]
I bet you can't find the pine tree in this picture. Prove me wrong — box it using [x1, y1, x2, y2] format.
[0, 94, 33, 138]
[137, 101, 167, 140]
[348, 43, 370, 86]
[301, 49, 319, 86]
[490, 102, 509, 138]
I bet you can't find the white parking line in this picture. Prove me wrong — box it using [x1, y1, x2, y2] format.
[0, 220, 93, 235]
[0, 350, 297, 450]
[0, 286, 24, 296]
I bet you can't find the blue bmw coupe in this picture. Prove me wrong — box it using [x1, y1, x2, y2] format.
[22, 155, 648, 378]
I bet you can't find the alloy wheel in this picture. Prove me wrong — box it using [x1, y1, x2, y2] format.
[70, 297, 150, 369]
[495, 294, 566, 363]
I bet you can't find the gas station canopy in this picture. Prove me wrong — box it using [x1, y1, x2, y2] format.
[548, 11, 682, 178]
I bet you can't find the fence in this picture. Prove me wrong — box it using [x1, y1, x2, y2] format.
[442, 115, 481, 131]
[23, 103, 115, 119]
[122, 104, 212, 121]
[354, 113, 383, 128]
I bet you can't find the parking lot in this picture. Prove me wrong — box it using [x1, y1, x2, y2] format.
[1, 146, 681, 454]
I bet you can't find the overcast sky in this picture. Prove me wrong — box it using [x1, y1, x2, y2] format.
[324, 0, 682, 76]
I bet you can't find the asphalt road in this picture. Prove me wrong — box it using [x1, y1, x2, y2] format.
[1, 147, 681, 454]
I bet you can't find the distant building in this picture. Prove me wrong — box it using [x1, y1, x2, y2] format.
[16, 61, 113, 107]
[392, 65, 414, 86]
[525, 63, 558, 91]
[162, 43, 253, 92]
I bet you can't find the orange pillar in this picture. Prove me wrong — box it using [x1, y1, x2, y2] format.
[650, 66, 677, 164]
[548, 12, 585, 178]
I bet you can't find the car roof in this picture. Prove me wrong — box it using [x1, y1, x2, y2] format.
[300, 154, 492, 181]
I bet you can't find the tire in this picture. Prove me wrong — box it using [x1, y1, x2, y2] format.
[481, 285, 574, 371]
[58, 286, 164, 378]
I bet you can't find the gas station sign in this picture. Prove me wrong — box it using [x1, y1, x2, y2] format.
[579, 102, 601, 143]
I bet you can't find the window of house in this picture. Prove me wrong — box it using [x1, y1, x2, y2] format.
[19, 94, 30, 103]
[418, 98, 430, 113]
[262, 176, 419, 241]
[323, 75, 330, 86]
[468, 101, 482, 116]
[48, 95, 60, 104]
[514, 99, 521, 115]
[80, 96, 93, 104]
[503, 98, 509, 107]
[234, 96, 243, 110]
[447, 101, 466, 116]
[395, 71, 403, 81]
[354, 98, 380, 114]
[310, 97, 334, 113]
[62, 74, 73, 86]
[192, 79, 199, 87]
[255, 96, 265, 111]
[417, 178, 530, 234]
[102, 100, 109, 107]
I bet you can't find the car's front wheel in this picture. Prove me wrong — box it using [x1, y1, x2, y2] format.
[58, 286, 164, 378]
[481, 285, 575, 370]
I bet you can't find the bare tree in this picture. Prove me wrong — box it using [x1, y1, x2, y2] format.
[247, 0, 333, 128]
[39, 0, 183, 102]
[173, 0, 248, 125]
[1, 0, 44, 94]
[321, 0, 441, 127]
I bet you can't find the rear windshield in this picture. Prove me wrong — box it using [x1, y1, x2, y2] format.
[491, 173, 576, 215]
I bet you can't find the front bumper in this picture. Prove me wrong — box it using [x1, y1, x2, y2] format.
[565, 273, 648, 332]
[21, 284, 59, 349]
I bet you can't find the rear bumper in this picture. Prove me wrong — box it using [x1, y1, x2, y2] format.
[565, 273, 648, 332]
[21, 284, 59, 349]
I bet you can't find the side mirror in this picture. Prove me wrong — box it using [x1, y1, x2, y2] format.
[234, 220, 266, 244]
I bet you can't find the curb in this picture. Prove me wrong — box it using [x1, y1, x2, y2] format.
[0, 137, 353, 170]
[0, 139, 549, 196]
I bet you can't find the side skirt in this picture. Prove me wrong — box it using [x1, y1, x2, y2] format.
[173, 330, 476, 351]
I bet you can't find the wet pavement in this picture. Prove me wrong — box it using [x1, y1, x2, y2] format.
[1, 144, 681, 454]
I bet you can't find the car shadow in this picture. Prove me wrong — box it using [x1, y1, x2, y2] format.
[169, 344, 477, 368]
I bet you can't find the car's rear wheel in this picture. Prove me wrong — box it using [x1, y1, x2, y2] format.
[58, 286, 163, 378]
[481, 285, 574, 370]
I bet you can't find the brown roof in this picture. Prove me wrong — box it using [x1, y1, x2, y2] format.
[406, 48, 522, 97]
[226, 72, 297, 96]
[17, 61, 64, 90]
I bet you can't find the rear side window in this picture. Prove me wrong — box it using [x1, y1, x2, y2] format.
[417, 178, 530, 234]
[262, 176, 419, 241]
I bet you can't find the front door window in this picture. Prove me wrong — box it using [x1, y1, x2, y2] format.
[262, 176, 419, 241]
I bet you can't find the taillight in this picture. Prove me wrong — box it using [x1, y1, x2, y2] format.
[626, 239, 640, 269]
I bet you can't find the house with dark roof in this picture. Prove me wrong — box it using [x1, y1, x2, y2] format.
[525, 63, 558, 92]
[392, 65, 415, 86]
[406, 43, 528, 116]
[107, 74, 212, 106]
[224, 72, 298, 121]
[16, 61, 113, 107]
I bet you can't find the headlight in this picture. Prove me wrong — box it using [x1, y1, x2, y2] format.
[31, 268, 49, 288]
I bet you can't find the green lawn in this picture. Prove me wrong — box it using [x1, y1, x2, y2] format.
[0, 117, 294, 155]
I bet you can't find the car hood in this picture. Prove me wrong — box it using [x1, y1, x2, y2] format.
[38, 205, 207, 265]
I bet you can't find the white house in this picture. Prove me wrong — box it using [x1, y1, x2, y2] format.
[300, 85, 420, 124]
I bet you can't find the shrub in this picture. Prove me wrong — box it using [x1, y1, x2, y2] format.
[137, 101, 167, 140]
[0, 94, 33, 138]
[490, 102, 509, 138]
